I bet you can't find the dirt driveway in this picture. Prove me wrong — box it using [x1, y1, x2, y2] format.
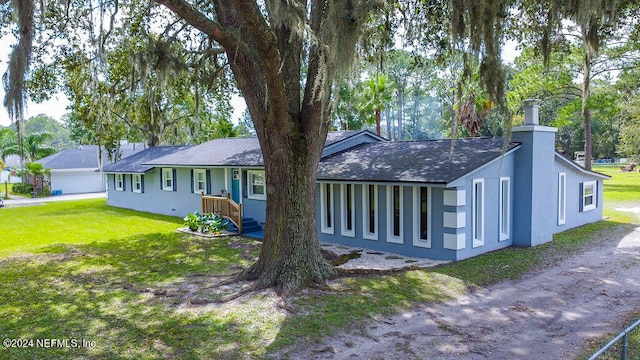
[287, 210, 640, 359]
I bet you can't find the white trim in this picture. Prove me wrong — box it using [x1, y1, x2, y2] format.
[499, 177, 510, 241]
[472, 179, 484, 248]
[511, 125, 558, 133]
[115, 173, 124, 191]
[386, 185, 404, 244]
[443, 212, 465, 228]
[224, 168, 229, 193]
[51, 168, 101, 173]
[558, 173, 566, 225]
[132, 174, 142, 193]
[582, 180, 597, 212]
[412, 186, 431, 248]
[193, 169, 207, 193]
[554, 153, 610, 180]
[247, 170, 266, 200]
[362, 184, 378, 240]
[444, 233, 466, 250]
[320, 183, 334, 234]
[161, 168, 174, 191]
[340, 184, 356, 237]
[443, 189, 466, 206]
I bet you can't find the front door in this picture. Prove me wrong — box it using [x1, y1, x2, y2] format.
[231, 168, 240, 203]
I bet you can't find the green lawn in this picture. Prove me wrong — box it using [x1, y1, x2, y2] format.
[0, 169, 638, 359]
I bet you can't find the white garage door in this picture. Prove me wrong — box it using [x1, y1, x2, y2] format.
[51, 170, 106, 194]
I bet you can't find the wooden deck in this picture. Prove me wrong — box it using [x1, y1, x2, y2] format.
[201, 193, 243, 233]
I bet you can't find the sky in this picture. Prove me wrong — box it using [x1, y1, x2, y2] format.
[0, 35, 520, 128]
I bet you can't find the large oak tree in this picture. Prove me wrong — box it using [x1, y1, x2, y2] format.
[153, 0, 380, 294]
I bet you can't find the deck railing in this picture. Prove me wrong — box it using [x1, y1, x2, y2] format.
[201, 192, 242, 234]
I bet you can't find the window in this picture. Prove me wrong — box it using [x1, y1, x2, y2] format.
[472, 179, 484, 247]
[248, 170, 266, 200]
[320, 183, 334, 234]
[386, 185, 403, 244]
[499, 177, 510, 241]
[115, 174, 124, 191]
[362, 184, 378, 240]
[413, 187, 431, 248]
[558, 173, 566, 224]
[132, 174, 143, 193]
[193, 169, 207, 193]
[341, 184, 355, 237]
[161, 168, 175, 191]
[582, 180, 597, 212]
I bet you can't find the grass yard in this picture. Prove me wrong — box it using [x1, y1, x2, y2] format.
[0, 168, 639, 359]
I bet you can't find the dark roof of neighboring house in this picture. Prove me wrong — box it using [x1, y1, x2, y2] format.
[316, 137, 520, 184]
[102, 146, 191, 173]
[38, 146, 102, 169]
[3, 155, 21, 168]
[38, 143, 147, 170]
[145, 138, 263, 167]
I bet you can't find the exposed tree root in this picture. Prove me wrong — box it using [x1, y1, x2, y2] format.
[333, 265, 423, 278]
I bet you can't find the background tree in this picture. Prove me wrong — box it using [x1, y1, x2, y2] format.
[359, 74, 394, 137]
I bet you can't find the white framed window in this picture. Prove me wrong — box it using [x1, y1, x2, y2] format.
[115, 174, 124, 191]
[341, 184, 355, 237]
[386, 185, 403, 244]
[193, 169, 207, 193]
[582, 180, 597, 212]
[499, 177, 510, 241]
[132, 174, 143, 193]
[362, 184, 378, 240]
[413, 186, 431, 248]
[162, 168, 174, 191]
[472, 179, 484, 248]
[247, 170, 266, 200]
[558, 173, 566, 224]
[320, 183, 334, 234]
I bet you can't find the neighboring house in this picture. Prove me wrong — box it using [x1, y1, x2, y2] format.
[102, 102, 609, 261]
[38, 142, 146, 195]
[1, 155, 22, 184]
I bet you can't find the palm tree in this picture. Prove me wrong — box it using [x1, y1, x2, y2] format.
[25, 162, 51, 196]
[2, 132, 56, 162]
[359, 74, 394, 137]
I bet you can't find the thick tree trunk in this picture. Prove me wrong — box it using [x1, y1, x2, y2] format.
[375, 108, 381, 136]
[157, 0, 371, 295]
[241, 135, 336, 294]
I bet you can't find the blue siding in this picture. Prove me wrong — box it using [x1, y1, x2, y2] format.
[553, 158, 605, 232]
[106, 168, 201, 217]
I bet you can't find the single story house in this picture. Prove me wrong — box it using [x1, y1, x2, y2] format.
[103, 102, 609, 261]
[38, 142, 146, 194]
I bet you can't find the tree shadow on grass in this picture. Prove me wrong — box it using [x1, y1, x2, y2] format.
[0, 233, 274, 359]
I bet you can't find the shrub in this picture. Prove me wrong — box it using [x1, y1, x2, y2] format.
[183, 211, 229, 234]
[12, 183, 34, 195]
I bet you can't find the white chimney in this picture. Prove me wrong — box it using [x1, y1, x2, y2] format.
[523, 99, 540, 125]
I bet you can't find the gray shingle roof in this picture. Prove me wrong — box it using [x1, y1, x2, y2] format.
[38, 144, 147, 170]
[325, 130, 383, 146]
[317, 138, 520, 184]
[144, 138, 262, 167]
[38, 146, 102, 169]
[102, 146, 191, 173]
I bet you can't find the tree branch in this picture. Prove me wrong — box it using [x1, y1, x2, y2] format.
[154, 0, 231, 47]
